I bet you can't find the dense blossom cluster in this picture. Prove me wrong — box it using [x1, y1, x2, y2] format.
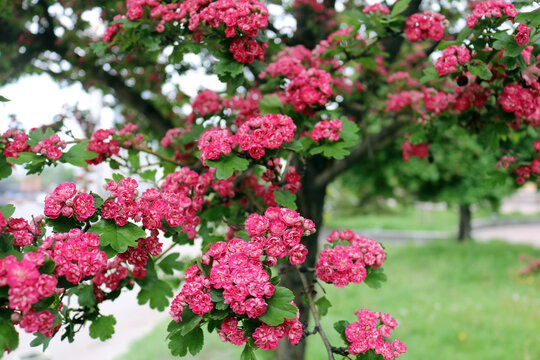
[434, 46, 471, 76]
[198, 128, 235, 164]
[515, 23, 533, 46]
[2, 216, 41, 247]
[2, 129, 29, 158]
[86, 129, 120, 165]
[92, 256, 130, 301]
[454, 83, 492, 111]
[310, 119, 343, 142]
[316, 230, 386, 288]
[236, 114, 296, 159]
[107, 0, 269, 62]
[42, 229, 107, 284]
[0, 253, 57, 313]
[401, 138, 429, 162]
[160, 127, 194, 162]
[466, 1, 517, 29]
[363, 4, 390, 14]
[405, 11, 447, 42]
[286, 69, 333, 113]
[31, 134, 66, 161]
[169, 207, 311, 350]
[117, 235, 163, 279]
[44, 182, 96, 222]
[345, 308, 407, 359]
[498, 83, 539, 124]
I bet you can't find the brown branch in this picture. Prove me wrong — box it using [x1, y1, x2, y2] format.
[314, 120, 405, 189]
[296, 266, 335, 360]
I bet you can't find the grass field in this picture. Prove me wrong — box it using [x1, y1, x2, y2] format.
[324, 206, 540, 232]
[116, 240, 540, 360]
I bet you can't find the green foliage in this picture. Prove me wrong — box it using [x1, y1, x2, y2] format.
[309, 119, 360, 159]
[0, 310, 18, 352]
[391, 0, 412, 16]
[467, 61, 492, 81]
[89, 315, 116, 341]
[514, 8, 540, 26]
[259, 95, 284, 115]
[89, 219, 145, 253]
[314, 296, 332, 318]
[0, 204, 15, 219]
[363, 267, 387, 289]
[157, 253, 184, 275]
[0, 154, 12, 180]
[137, 279, 173, 311]
[258, 286, 297, 326]
[274, 190, 297, 210]
[61, 141, 98, 166]
[206, 154, 249, 180]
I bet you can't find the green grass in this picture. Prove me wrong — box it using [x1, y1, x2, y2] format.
[324, 207, 540, 232]
[116, 241, 540, 360]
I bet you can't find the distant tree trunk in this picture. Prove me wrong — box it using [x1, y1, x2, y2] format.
[458, 204, 472, 241]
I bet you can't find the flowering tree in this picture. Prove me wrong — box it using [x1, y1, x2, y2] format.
[1, 1, 539, 360]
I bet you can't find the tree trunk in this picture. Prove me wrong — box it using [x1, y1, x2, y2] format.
[276, 156, 328, 360]
[457, 204, 471, 241]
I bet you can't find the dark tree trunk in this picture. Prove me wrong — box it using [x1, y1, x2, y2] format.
[458, 204, 472, 241]
[276, 156, 328, 360]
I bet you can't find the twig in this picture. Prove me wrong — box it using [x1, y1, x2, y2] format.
[154, 242, 178, 262]
[295, 266, 335, 360]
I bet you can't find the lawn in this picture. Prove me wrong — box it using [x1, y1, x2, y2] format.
[116, 241, 540, 360]
[324, 206, 540, 232]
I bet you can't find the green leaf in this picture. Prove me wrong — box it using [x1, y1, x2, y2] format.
[333, 320, 350, 343]
[89, 315, 116, 341]
[206, 154, 250, 180]
[391, 0, 412, 16]
[26, 128, 55, 148]
[137, 279, 173, 311]
[139, 169, 157, 182]
[30, 332, 52, 350]
[74, 284, 96, 308]
[0, 154, 12, 180]
[7, 151, 40, 165]
[89, 219, 144, 253]
[515, 8, 540, 27]
[185, 327, 204, 356]
[157, 253, 184, 275]
[0, 95, 10, 102]
[259, 95, 284, 115]
[274, 190, 297, 210]
[315, 296, 332, 317]
[45, 216, 80, 233]
[258, 286, 297, 326]
[62, 141, 98, 167]
[420, 67, 439, 84]
[493, 32, 525, 57]
[127, 150, 140, 170]
[467, 61, 492, 81]
[0, 204, 15, 219]
[364, 267, 387, 289]
[168, 331, 188, 357]
[0, 310, 19, 352]
[90, 41, 109, 55]
[241, 343, 258, 360]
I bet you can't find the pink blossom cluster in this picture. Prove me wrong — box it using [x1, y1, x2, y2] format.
[102, 170, 210, 239]
[454, 83, 492, 111]
[117, 236, 163, 279]
[386, 72, 419, 87]
[190, 90, 223, 120]
[362, 4, 390, 14]
[198, 128, 235, 164]
[423, 88, 451, 115]
[86, 129, 120, 165]
[466, 1, 517, 29]
[405, 11, 447, 42]
[316, 230, 386, 288]
[17, 309, 57, 337]
[245, 207, 315, 265]
[1, 129, 29, 158]
[103, 15, 124, 42]
[260, 45, 314, 79]
[498, 83, 538, 122]
[229, 37, 267, 63]
[40, 229, 107, 284]
[160, 128, 195, 162]
[44, 182, 96, 222]
[31, 134, 66, 161]
[235, 114, 297, 159]
[495, 155, 517, 169]
[345, 308, 407, 359]
[222, 89, 262, 126]
[108, 0, 269, 62]
[117, 123, 145, 147]
[170, 209, 308, 350]
[514, 164, 533, 184]
[515, 23, 533, 46]
[310, 119, 343, 142]
[2, 217, 40, 247]
[434, 46, 471, 76]
[385, 90, 423, 114]
[401, 138, 429, 162]
[0, 253, 57, 313]
[92, 257, 130, 302]
[285, 69, 333, 113]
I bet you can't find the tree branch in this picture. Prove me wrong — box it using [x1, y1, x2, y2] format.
[296, 266, 335, 360]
